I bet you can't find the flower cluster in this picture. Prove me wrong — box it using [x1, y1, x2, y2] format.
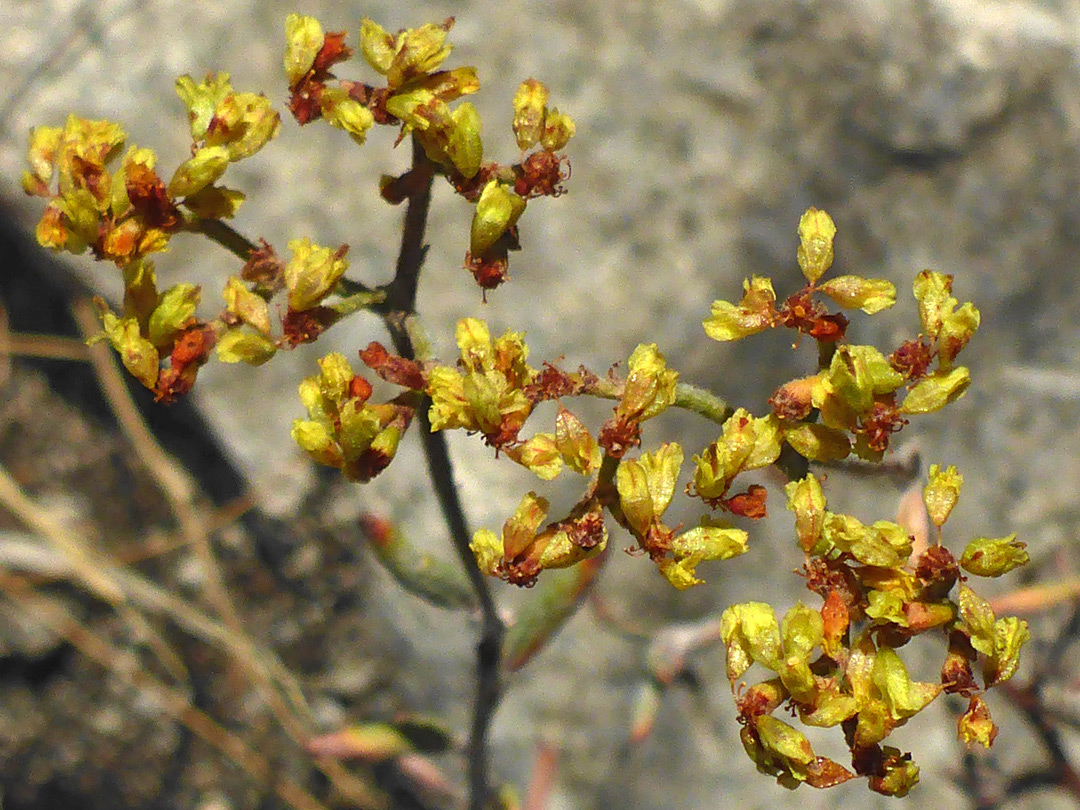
[707, 208, 978, 464]
[282, 14, 575, 295]
[24, 74, 278, 265]
[721, 465, 1028, 795]
[290, 352, 415, 482]
[22, 9, 1029, 797]
[25, 15, 575, 403]
[22, 74, 281, 400]
[410, 208, 991, 597]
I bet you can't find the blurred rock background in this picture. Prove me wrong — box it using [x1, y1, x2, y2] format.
[2, 1, 1080, 809]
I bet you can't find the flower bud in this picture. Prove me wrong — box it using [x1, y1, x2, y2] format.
[616, 443, 683, 536]
[690, 409, 781, 502]
[957, 695, 997, 748]
[512, 79, 548, 151]
[540, 108, 575, 151]
[721, 602, 782, 682]
[796, 207, 836, 284]
[618, 343, 678, 422]
[818, 275, 896, 314]
[291, 418, 340, 465]
[555, 405, 600, 475]
[284, 13, 325, 86]
[216, 329, 276, 365]
[175, 73, 233, 140]
[183, 186, 245, 219]
[147, 282, 200, 348]
[211, 92, 281, 160]
[470, 180, 526, 255]
[938, 301, 980, 369]
[317, 352, 355, 403]
[785, 474, 827, 553]
[223, 275, 271, 335]
[501, 491, 549, 560]
[660, 523, 748, 589]
[469, 529, 503, 576]
[984, 616, 1029, 686]
[96, 306, 160, 389]
[447, 101, 483, 178]
[22, 125, 61, 195]
[913, 270, 955, 338]
[960, 534, 1029, 577]
[703, 276, 777, 341]
[506, 433, 563, 480]
[319, 86, 375, 145]
[284, 237, 349, 311]
[923, 464, 962, 528]
[900, 367, 970, 414]
[167, 145, 229, 198]
[369, 19, 454, 89]
[782, 422, 851, 463]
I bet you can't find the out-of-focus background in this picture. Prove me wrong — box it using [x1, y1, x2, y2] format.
[2, 1, 1080, 808]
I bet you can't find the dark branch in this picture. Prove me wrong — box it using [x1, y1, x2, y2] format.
[382, 136, 504, 810]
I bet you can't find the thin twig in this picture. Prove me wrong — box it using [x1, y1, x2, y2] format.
[0, 302, 10, 386]
[0, 331, 92, 362]
[1002, 681, 1080, 800]
[0, 527, 380, 807]
[186, 215, 260, 262]
[0, 463, 124, 604]
[381, 136, 504, 810]
[71, 297, 245, 635]
[0, 568, 333, 810]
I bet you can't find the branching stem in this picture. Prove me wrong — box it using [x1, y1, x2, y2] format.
[186, 215, 259, 262]
[383, 136, 504, 810]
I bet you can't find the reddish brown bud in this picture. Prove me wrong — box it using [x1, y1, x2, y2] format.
[464, 250, 511, 297]
[889, 338, 934, 380]
[858, 396, 906, 453]
[805, 758, 856, 789]
[514, 150, 569, 198]
[125, 162, 179, 229]
[821, 588, 850, 659]
[349, 375, 373, 403]
[808, 313, 848, 341]
[522, 362, 578, 402]
[282, 305, 337, 346]
[770, 377, 815, 421]
[914, 545, 959, 601]
[314, 31, 352, 72]
[723, 484, 768, 519]
[359, 341, 426, 390]
[566, 511, 605, 549]
[241, 239, 285, 294]
[941, 629, 979, 696]
[597, 415, 641, 459]
[154, 324, 215, 403]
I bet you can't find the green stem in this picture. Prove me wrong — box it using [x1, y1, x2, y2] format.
[584, 380, 733, 425]
[672, 382, 734, 424]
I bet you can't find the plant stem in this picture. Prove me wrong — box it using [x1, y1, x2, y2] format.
[186, 215, 259, 262]
[383, 136, 504, 810]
